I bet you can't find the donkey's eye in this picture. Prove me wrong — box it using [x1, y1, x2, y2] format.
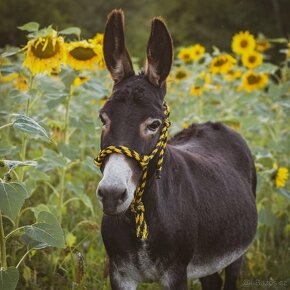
[147, 120, 161, 131]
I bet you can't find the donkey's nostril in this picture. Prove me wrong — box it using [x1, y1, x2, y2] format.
[118, 189, 128, 203]
[98, 189, 104, 199]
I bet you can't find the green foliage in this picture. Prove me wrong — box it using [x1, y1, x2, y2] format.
[0, 267, 19, 290]
[0, 182, 27, 220]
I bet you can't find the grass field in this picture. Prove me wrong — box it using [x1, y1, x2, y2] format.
[0, 24, 289, 290]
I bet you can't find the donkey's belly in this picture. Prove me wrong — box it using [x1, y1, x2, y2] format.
[187, 247, 246, 279]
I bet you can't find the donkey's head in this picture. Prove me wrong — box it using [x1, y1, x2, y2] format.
[96, 9, 173, 215]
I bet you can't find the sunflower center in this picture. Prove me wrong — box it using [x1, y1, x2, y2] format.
[31, 38, 60, 59]
[247, 74, 261, 85]
[183, 53, 190, 59]
[176, 71, 187, 79]
[214, 58, 228, 67]
[69, 47, 96, 61]
[249, 56, 257, 63]
[240, 40, 248, 48]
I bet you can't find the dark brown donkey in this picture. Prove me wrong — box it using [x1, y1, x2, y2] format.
[95, 9, 257, 290]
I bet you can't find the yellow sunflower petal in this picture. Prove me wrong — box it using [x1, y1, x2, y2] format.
[232, 31, 256, 55]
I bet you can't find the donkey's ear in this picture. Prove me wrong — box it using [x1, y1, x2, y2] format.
[103, 9, 134, 83]
[144, 17, 173, 87]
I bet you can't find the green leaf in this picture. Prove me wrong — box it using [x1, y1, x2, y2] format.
[256, 63, 279, 74]
[0, 267, 19, 290]
[59, 27, 81, 37]
[59, 68, 77, 90]
[20, 234, 49, 250]
[24, 211, 65, 248]
[27, 167, 49, 181]
[0, 182, 28, 220]
[1, 47, 20, 58]
[18, 22, 39, 32]
[268, 37, 288, 43]
[2, 160, 37, 171]
[1, 160, 37, 182]
[278, 188, 290, 200]
[57, 142, 79, 161]
[37, 149, 67, 171]
[259, 208, 277, 227]
[13, 115, 50, 141]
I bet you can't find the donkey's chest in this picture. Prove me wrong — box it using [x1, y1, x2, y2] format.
[116, 244, 164, 283]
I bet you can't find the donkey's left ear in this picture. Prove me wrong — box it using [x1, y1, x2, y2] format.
[144, 17, 173, 87]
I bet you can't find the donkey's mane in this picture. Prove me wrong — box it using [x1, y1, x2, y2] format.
[169, 121, 223, 145]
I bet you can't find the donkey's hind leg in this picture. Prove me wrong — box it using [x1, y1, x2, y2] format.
[223, 255, 244, 290]
[199, 272, 222, 290]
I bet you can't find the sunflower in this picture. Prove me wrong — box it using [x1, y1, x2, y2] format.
[242, 51, 263, 69]
[100, 96, 108, 106]
[210, 54, 236, 74]
[0, 72, 18, 83]
[241, 71, 268, 92]
[232, 31, 256, 55]
[223, 69, 242, 82]
[65, 40, 103, 70]
[256, 39, 271, 52]
[178, 47, 193, 63]
[183, 122, 189, 129]
[190, 44, 205, 61]
[15, 75, 29, 91]
[273, 163, 289, 188]
[71, 76, 90, 90]
[23, 30, 65, 75]
[174, 68, 189, 81]
[92, 33, 104, 45]
[190, 85, 203, 96]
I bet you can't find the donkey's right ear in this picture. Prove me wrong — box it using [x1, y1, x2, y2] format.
[103, 9, 134, 84]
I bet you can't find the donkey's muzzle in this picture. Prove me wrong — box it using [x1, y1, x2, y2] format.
[97, 184, 128, 215]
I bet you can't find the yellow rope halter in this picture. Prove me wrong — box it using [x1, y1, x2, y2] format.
[94, 102, 171, 240]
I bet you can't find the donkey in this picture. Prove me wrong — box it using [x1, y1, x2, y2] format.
[95, 9, 257, 290]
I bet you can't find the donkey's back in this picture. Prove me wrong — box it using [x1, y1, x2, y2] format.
[169, 121, 256, 195]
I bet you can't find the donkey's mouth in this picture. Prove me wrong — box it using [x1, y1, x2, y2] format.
[103, 209, 127, 217]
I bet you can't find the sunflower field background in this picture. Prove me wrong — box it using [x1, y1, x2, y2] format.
[0, 20, 289, 290]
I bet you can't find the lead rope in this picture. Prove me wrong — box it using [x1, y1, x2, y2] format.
[94, 102, 171, 240]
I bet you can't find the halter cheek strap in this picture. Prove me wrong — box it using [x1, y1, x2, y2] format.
[94, 102, 171, 240]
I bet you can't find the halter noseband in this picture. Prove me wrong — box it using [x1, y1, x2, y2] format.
[94, 102, 171, 240]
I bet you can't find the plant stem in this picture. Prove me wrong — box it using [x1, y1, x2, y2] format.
[0, 123, 13, 131]
[58, 92, 72, 223]
[19, 76, 33, 181]
[64, 93, 72, 144]
[0, 211, 7, 270]
[16, 249, 32, 269]
[5, 226, 27, 241]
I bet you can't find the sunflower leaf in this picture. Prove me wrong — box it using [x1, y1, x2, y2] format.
[0, 267, 19, 290]
[59, 27, 81, 37]
[12, 114, 51, 141]
[0, 182, 28, 220]
[24, 211, 65, 248]
[1, 48, 20, 58]
[18, 22, 39, 32]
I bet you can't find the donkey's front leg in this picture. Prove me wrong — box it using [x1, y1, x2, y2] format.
[160, 265, 188, 290]
[109, 261, 138, 290]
